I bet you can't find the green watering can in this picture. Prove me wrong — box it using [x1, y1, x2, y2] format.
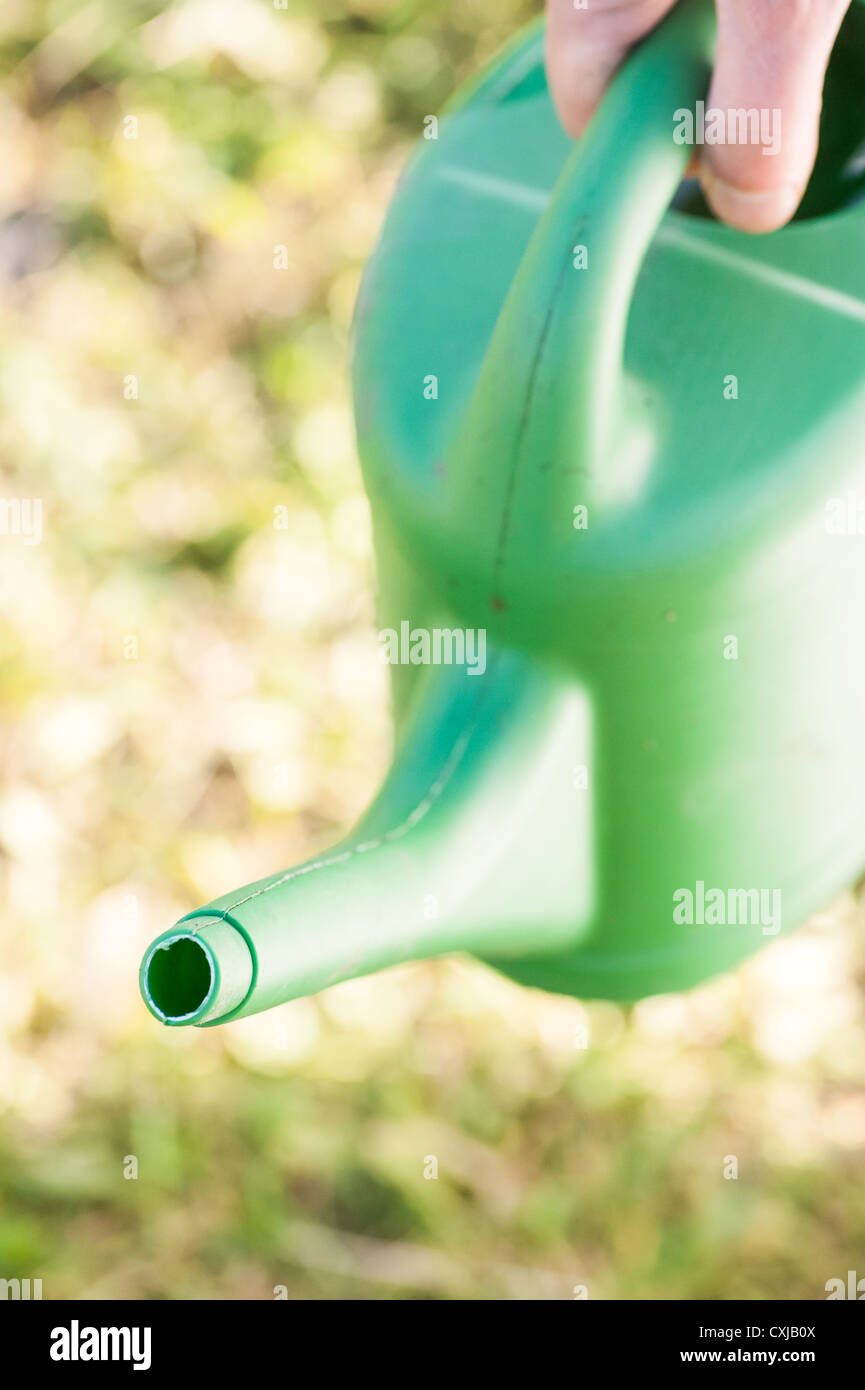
[140, 0, 865, 1028]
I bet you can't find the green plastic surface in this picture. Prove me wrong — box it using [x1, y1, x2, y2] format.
[141, 0, 865, 1026]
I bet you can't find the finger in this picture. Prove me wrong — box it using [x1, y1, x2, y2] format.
[700, 0, 851, 233]
[546, 0, 678, 137]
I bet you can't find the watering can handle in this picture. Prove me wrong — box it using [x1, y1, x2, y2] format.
[447, 0, 716, 546]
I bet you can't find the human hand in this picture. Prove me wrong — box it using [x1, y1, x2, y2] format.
[545, 0, 851, 232]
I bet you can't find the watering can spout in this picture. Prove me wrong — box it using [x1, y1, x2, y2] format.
[140, 651, 593, 1026]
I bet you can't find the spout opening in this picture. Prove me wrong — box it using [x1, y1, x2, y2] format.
[141, 934, 216, 1025]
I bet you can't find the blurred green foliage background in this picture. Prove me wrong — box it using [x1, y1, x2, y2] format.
[0, 0, 864, 1300]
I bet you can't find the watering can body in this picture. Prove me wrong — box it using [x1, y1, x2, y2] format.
[140, 2, 865, 1027]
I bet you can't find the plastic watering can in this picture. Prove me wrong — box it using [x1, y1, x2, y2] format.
[140, 0, 865, 1028]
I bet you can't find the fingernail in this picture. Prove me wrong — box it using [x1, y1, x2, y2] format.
[700, 172, 803, 234]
